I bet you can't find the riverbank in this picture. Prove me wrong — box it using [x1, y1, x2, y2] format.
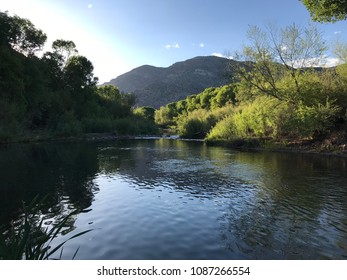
[0, 132, 176, 145]
[206, 137, 347, 157]
[2, 130, 347, 158]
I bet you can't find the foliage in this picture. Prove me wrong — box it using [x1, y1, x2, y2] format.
[206, 115, 236, 142]
[207, 97, 340, 141]
[177, 106, 234, 139]
[234, 24, 326, 104]
[301, 0, 347, 22]
[113, 116, 157, 135]
[0, 197, 92, 260]
[0, 11, 47, 56]
[332, 39, 347, 63]
[177, 109, 213, 138]
[154, 85, 235, 128]
[0, 11, 152, 142]
[134, 106, 156, 121]
[154, 106, 175, 127]
[207, 96, 284, 140]
[283, 100, 340, 138]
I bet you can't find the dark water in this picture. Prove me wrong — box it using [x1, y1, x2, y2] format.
[1, 139, 347, 259]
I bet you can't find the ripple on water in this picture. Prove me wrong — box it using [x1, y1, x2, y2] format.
[3, 140, 346, 260]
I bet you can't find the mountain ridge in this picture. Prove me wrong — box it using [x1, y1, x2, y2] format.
[104, 56, 241, 108]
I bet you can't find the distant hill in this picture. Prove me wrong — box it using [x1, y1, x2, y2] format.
[104, 56, 244, 108]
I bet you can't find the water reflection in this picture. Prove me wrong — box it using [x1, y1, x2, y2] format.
[1, 140, 346, 259]
[0, 142, 99, 229]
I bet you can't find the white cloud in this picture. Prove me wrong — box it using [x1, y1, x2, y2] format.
[289, 56, 340, 68]
[199, 43, 205, 48]
[212, 53, 233, 59]
[165, 43, 180, 49]
[88, 4, 93, 9]
[323, 57, 340, 67]
[334, 31, 342, 35]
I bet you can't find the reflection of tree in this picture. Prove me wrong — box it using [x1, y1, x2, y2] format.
[0, 142, 99, 232]
[217, 152, 347, 259]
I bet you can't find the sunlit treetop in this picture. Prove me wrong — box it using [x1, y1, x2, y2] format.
[301, 0, 347, 22]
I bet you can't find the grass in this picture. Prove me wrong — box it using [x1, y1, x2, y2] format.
[0, 196, 92, 260]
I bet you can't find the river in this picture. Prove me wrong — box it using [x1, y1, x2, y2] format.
[0, 139, 346, 259]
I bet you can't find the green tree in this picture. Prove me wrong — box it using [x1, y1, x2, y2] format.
[97, 84, 122, 101]
[0, 11, 46, 56]
[134, 106, 155, 121]
[154, 106, 172, 126]
[96, 85, 132, 118]
[235, 23, 327, 104]
[301, 0, 347, 22]
[175, 99, 187, 114]
[52, 39, 78, 61]
[64, 55, 98, 90]
[210, 85, 235, 109]
[199, 87, 217, 109]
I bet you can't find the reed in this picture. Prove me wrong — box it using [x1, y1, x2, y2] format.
[0, 196, 92, 260]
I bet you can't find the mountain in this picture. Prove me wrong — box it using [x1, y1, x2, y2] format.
[104, 56, 242, 108]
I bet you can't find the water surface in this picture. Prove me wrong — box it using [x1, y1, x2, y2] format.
[0, 139, 346, 259]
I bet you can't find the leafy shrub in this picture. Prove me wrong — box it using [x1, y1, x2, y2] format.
[114, 118, 138, 135]
[207, 96, 341, 141]
[206, 115, 236, 141]
[154, 106, 174, 127]
[228, 96, 287, 138]
[82, 117, 114, 133]
[133, 106, 155, 121]
[177, 109, 215, 138]
[54, 112, 83, 136]
[283, 100, 340, 138]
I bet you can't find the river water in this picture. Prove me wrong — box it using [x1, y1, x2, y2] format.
[0, 139, 346, 259]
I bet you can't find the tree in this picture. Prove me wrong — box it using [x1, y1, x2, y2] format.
[97, 85, 121, 101]
[234, 23, 327, 104]
[210, 85, 235, 109]
[64, 55, 98, 90]
[333, 39, 347, 64]
[0, 11, 46, 56]
[52, 39, 78, 67]
[134, 106, 155, 121]
[301, 0, 347, 22]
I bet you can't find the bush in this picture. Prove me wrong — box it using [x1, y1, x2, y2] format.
[114, 118, 138, 135]
[177, 109, 215, 138]
[82, 118, 114, 133]
[134, 106, 155, 121]
[206, 115, 236, 141]
[154, 106, 173, 127]
[225, 96, 287, 139]
[283, 100, 340, 138]
[207, 97, 341, 142]
[53, 112, 83, 136]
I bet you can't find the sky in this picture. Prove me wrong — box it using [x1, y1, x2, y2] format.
[1, 0, 347, 83]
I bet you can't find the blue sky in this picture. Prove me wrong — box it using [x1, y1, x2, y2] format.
[1, 0, 347, 83]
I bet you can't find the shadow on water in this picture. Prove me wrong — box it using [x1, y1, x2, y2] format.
[1, 139, 347, 259]
[0, 142, 99, 232]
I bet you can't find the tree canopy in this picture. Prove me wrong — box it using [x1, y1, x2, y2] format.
[301, 0, 347, 22]
[0, 11, 47, 56]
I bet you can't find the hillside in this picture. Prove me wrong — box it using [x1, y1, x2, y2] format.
[104, 56, 244, 108]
